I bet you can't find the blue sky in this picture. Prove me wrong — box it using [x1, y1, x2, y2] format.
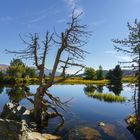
[0, 0, 140, 70]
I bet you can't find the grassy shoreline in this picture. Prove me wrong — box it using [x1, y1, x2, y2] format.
[55, 76, 135, 85]
[0, 76, 135, 86]
[58, 79, 109, 85]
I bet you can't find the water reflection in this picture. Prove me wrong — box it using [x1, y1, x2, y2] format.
[107, 83, 123, 95]
[0, 85, 65, 134]
[0, 85, 4, 94]
[84, 85, 104, 93]
[84, 84, 96, 93]
[84, 84, 125, 103]
[96, 85, 103, 93]
[126, 84, 140, 139]
[136, 88, 140, 138]
[6, 86, 30, 103]
[0, 84, 137, 140]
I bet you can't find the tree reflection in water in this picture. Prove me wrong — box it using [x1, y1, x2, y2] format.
[107, 82, 123, 96]
[127, 84, 140, 139]
[96, 85, 103, 93]
[84, 85, 96, 93]
[4, 85, 65, 133]
[6, 86, 30, 103]
[84, 84, 125, 103]
[0, 85, 4, 94]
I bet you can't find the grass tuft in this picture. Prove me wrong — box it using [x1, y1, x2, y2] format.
[85, 92, 125, 103]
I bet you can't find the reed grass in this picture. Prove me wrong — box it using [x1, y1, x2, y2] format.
[85, 92, 125, 102]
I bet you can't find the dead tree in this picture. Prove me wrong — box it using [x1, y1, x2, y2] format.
[113, 19, 140, 131]
[6, 10, 90, 129]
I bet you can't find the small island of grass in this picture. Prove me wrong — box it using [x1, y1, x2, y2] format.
[85, 92, 126, 103]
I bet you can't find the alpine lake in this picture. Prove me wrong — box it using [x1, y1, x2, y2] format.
[0, 83, 137, 140]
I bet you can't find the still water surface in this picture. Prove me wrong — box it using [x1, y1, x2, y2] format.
[0, 84, 136, 140]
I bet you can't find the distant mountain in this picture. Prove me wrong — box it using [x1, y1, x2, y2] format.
[122, 69, 135, 76]
[103, 69, 135, 77]
[36, 68, 61, 76]
[44, 68, 61, 76]
[78, 70, 108, 78]
[78, 69, 135, 78]
[0, 64, 9, 71]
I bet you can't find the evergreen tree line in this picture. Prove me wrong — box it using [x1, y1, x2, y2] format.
[83, 65, 104, 80]
[84, 64, 123, 82]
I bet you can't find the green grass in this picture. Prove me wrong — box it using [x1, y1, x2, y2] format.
[122, 76, 136, 83]
[14, 77, 109, 85]
[59, 79, 109, 85]
[85, 92, 125, 103]
[1, 76, 136, 85]
[15, 78, 39, 85]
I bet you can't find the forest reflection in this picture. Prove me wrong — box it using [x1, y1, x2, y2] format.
[84, 84, 125, 103]
[0, 85, 4, 94]
[107, 82, 123, 96]
[6, 86, 30, 103]
[0, 84, 140, 138]
[0, 85, 65, 133]
[84, 84, 123, 96]
[127, 84, 140, 139]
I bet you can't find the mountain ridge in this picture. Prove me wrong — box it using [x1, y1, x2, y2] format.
[0, 64, 135, 77]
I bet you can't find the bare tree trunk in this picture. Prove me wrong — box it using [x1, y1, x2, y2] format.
[34, 87, 44, 129]
[136, 51, 140, 131]
[6, 11, 89, 130]
[137, 89, 140, 133]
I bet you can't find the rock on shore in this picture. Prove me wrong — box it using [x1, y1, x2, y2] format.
[0, 103, 61, 140]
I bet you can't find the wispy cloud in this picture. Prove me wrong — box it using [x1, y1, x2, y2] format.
[65, 0, 77, 8]
[0, 16, 14, 22]
[115, 56, 131, 61]
[74, 7, 83, 16]
[65, 0, 76, 9]
[56, 19, 66, 23]
[105, 50, 131, 61]
[64, 0, 83, 16]
[30, 15, 47, 23]
[92, 20, 106, 26]
[104, 50, 116, 55]
[29, 5, 59, 24]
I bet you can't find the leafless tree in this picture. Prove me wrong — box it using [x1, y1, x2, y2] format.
[6, 10, 90, 129]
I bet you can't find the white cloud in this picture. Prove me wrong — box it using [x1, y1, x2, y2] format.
[73, 7, 83, 16]
[115, 56, 131, 61]
[105, 50, 131, 61]
[104, 50, 116, 55]
[65, 0, 76, 9]
[64, 0, 83, 16]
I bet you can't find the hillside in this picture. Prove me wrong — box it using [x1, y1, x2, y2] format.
[0, 64, 9, 71]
